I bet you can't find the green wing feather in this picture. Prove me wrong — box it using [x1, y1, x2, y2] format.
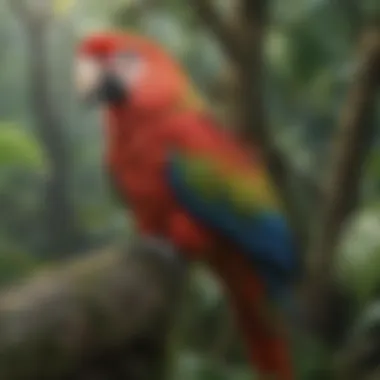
[168, 149, 296, 285]
[172, 152, 281, 216]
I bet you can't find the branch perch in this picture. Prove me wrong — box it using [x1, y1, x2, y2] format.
[0, 239, 186, 380]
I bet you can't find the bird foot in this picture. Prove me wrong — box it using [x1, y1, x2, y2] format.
[139, 235, 178, 258]
[131, 235, 188, 273]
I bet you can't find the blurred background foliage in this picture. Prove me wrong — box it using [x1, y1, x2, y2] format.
[0, 0, 379, 379]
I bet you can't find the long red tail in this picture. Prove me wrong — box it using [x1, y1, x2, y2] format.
[209, 251, 295, 380]
[234, 298, 294, 380]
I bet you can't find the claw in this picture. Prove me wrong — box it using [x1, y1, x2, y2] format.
[133, 235, 188, 274]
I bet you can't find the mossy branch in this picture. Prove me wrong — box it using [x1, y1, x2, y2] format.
[0, 239, 186, 380]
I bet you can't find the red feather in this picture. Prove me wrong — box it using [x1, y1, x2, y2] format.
[78, 32, 295, 380]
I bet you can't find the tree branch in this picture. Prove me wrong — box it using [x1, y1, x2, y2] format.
[192, 0, 246, 66]
[304, 27, 380, 336]
[237, 1, 310, 244]
[0, 239, 186, 380]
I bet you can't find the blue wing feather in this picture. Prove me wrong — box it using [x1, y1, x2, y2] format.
[167, 155, 298, 297]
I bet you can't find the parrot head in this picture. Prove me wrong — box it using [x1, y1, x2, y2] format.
[75, 31, 204, 113]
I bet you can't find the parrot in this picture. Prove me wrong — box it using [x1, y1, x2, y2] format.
[75, 30, 298, 380]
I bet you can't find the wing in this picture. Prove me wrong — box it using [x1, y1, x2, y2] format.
[166, 142, 297, 281]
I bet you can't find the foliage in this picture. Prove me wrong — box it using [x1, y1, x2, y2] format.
[337, 207, 380, 304]
[0, 0, 379, 378]
[0, 122, 46, 170]
[0, 249, 40, 286]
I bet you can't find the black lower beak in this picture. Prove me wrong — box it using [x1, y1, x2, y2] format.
[89, 72, 127, 106]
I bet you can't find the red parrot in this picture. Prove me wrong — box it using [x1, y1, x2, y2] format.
[76, 31, 297, 380]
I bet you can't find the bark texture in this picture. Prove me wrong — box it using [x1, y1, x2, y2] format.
[0, 239, 186, 380]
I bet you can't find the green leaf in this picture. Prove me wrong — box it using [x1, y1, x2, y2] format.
[337, 208, 380, 302]
[0, 123, 46, 172]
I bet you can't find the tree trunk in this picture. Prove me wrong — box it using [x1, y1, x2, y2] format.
[25, 22, 83, 256]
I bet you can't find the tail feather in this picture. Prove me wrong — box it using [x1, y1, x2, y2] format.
[235, 302, 294, 380]
[209, 249, 295, 379]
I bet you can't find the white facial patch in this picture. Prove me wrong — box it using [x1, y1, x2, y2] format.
[109, 52, 147, 88]
[74, 56, 102, 99]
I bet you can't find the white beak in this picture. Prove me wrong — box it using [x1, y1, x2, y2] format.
[74, 56, 103, 100]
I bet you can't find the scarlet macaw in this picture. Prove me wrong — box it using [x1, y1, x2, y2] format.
[75, 31, 297, 380]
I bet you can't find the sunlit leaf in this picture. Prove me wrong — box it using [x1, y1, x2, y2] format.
[53, 0, 76, 16]
[0, 122, 46, 171]
[337, 208, 380, 302]
[265, 29, 292, 78]
[191, 266, 223, 309]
